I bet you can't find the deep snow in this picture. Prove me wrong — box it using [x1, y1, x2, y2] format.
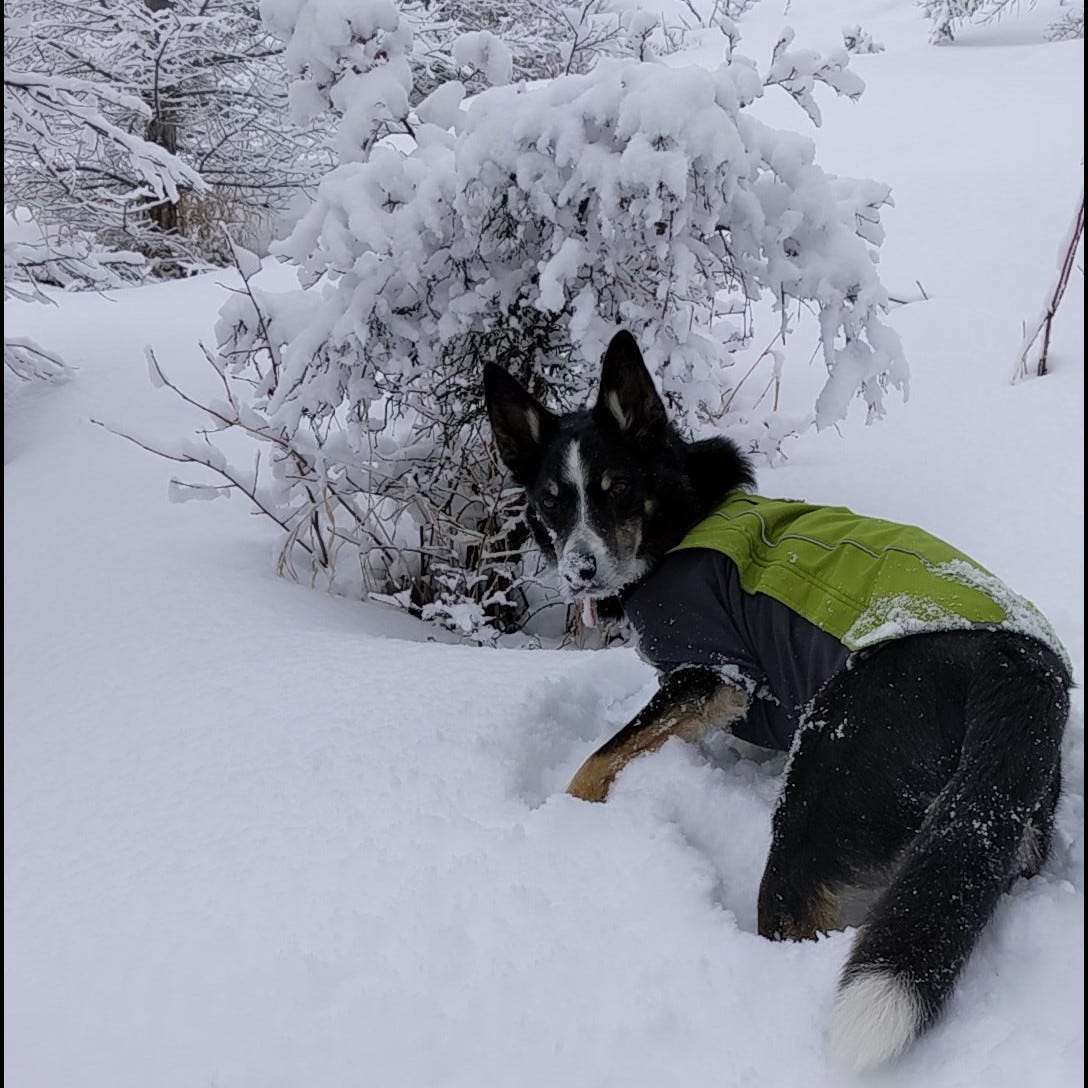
[5, 2, 1084, 1086]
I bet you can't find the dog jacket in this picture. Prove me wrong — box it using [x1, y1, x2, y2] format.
[624, 492, 1066, 750]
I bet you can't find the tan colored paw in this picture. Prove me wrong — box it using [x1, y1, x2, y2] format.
[566, 757, 615, 803]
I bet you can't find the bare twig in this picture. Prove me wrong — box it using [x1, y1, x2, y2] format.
[1013, 190, 1084, 381]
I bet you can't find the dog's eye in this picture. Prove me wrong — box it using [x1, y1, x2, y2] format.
[539, 494, 558, 512]
[610, 479, 630, 497]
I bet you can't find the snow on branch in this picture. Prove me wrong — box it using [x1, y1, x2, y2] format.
[3, 67, 205, 209]
[4, 236, 146, 300]
[4, 337, 70, 389]
[763, 27, 865, 126]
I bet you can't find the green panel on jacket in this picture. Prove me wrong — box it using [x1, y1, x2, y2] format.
[671, 492, 1065, 660]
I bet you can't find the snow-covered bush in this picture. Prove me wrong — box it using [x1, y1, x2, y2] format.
[1048, 7, 1084, 40]
[140, 0, 906, 641]
[921, 0, 1083, 44]
[3, 229, 139, 391]
[4, 233, 146, 301]
[842, 25, 885, 54]
[919, 0, 986, 43]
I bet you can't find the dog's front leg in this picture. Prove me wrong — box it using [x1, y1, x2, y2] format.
[567, 667, 748, 803]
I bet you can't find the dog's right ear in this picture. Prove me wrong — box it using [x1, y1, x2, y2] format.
[483, 363, 558, 486]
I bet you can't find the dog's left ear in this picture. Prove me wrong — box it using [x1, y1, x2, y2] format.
[593, 330, 668, 439]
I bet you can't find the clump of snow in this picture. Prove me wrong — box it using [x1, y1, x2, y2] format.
[845, 591, 976, 646]
[845, 558, 1072, 670]
[415, 80, 466, 128]
[935, 558, 1072, 669]
[451, 30, 513, 86]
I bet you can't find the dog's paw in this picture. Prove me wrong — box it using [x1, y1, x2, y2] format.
[566, 756, 615, 803]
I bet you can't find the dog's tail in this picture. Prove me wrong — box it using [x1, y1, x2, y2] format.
[827, 638, 1069, 1071]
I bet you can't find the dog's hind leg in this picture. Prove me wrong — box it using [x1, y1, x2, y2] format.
[566, 667, 748, 803]
[756, 648, 957, 943]
[756, 720, 880, 942]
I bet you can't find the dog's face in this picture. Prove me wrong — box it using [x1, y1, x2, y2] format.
[484, 331, 673, 599]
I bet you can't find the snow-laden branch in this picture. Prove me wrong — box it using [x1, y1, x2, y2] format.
[4, 67, 205, 205]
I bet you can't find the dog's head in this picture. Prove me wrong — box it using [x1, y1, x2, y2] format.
[484, 329, 753, 599]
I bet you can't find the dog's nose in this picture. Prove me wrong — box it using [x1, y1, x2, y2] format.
[572, 554, 596, 582]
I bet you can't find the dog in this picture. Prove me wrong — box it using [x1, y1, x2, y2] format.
[483, 329, 1072, 1071]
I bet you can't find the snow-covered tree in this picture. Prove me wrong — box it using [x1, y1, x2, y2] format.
[4, 11, 202, 387]
[4, 0, 328, 272]
[132, 0, 906, 641]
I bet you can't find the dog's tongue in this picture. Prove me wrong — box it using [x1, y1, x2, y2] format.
[580, 596, 598, 629]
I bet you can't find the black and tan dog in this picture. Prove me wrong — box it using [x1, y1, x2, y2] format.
[484, 329, 1071, 1071]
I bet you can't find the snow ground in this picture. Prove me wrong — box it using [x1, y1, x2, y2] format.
[5, 2, 1084, 1086]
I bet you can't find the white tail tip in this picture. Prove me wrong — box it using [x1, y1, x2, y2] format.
[827, 969, 923, 1072]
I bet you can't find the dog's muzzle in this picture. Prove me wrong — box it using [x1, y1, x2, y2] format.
[559, 547, 600, 594]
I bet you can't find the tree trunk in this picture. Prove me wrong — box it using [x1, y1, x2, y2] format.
[144, 0, 180, 234]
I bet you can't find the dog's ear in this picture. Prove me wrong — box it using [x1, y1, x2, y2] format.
[483, 363, 558, 486]
[593, 330, 667, 439]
